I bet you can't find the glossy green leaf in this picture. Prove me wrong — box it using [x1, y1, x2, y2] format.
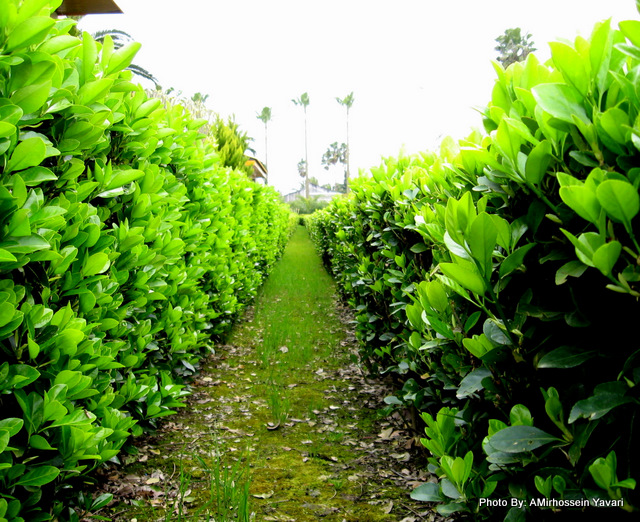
[29, 434, 56, 450]
[532, 83, 590, 125]
[0, 431, 10, 453]
[106, 168, 145, 190]
[568, 382, 631, 423]
[619, 20, 640, 48]
[0, 121, 16, 138]
[10, 81, 51, 114]
[537, 346, 597, 369]
[21, 166, 57, 186]
[525, 140, 552, 185]
[82, 252, 110, 276]
[468, 212, 497, 278]
[510, 405, 533, 426]
[411, 482, 443, 502]
[38, 34, 80, 54]
[6, 15, 55, 51]
[596, 179, 640, 226]
[549, 41, 589, 97]
[81, 31, 97, 84]
[592, 240, 621, 276]
[488, 426, 559, 453]
[555, 260, 588, 285]
[15, 465, 59, 487]
[0, 249, 17, 262]
[7, 364, 40, 389]
[499, 243, 535, 278]
[559, 183, 601, 225]
[439, 262, 485, 296]
[590, 20, 613, 94]
[55, 329, 84, 356]
[0, 418, 23, 437]
[2, 234, 50, 254]
[105, 41, 141, 76]
[78, 78, 113, 105]
[6, 137, 46, 172]
[456, 368, 491, 399]
[561, 230, 604, 267]
[599, 107, 629, 145]
[7, 209, 30, 237]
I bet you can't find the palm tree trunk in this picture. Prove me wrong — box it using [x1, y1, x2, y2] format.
[345, 108, 350, 193]
[304, 108, 309, 199]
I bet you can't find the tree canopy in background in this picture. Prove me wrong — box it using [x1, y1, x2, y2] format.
[495, 27, 536, 67]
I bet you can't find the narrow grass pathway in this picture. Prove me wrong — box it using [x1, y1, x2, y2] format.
[98, 226, 433, 521]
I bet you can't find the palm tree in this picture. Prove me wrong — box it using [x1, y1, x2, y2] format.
[292, 93, 310, 198]
[256, 106, 272, 182]
[336, 92, 354, 192]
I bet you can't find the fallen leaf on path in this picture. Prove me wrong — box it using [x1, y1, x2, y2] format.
[390, 452, 411, 461]
[252, 490, 274, 499]
[378, 427, 394, 440]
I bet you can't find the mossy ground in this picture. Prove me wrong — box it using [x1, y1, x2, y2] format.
[93, 227, 436, 521]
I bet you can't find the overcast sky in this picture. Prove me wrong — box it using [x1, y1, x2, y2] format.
[78, 1, 639, 194]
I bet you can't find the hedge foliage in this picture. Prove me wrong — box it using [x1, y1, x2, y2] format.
[0, 2, 291, 520]
[310, 13, 640, 520]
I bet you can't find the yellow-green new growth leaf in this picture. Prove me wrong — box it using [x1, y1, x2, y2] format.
[10, 81, 51, 114]
[532, 83, 590, 126]
[596, 179, 640, 226]
[525, 140, 553, 186]
[5, 15, 55, 52]
[6, 137, 46, 172]
[592, 240, 622, 277]
[82, 252, 110, 276]
[619, 20, 640, 48]
[82, 31, 97, 84]
[78, 78, 114, 105]
[549, 41, 590, 97]
[559, 183, 601, 225]
[105, 168, 144, 190]
[105, 41, 141, 76]
[439, 262, 486, 296]
[468, 212, 497, 278]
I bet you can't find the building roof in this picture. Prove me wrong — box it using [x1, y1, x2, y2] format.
[55, 0, 122, 15]
[245, 157, 268, 181]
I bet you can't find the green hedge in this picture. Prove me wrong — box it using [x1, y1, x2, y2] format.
[310, 13, 640, 520]
[0, 2, 291, 520]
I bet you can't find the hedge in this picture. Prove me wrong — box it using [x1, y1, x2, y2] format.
[309, 12, 640, 520]
[0, 2, 291, 520]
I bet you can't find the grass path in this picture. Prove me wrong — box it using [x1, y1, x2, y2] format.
[98, 226, 432, 521]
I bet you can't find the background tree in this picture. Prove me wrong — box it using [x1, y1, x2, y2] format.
[212, 116, 254, 176]
[336, 92, 354, 192]
[256, 106, 272, 182]
[297, 158, 307, 180]
[321, 142, 347, 193]
[495, 28, 536, 68]
[292, 93, 310, 198]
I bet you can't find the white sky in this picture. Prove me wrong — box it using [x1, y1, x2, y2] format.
[78, 0, 639, 195]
